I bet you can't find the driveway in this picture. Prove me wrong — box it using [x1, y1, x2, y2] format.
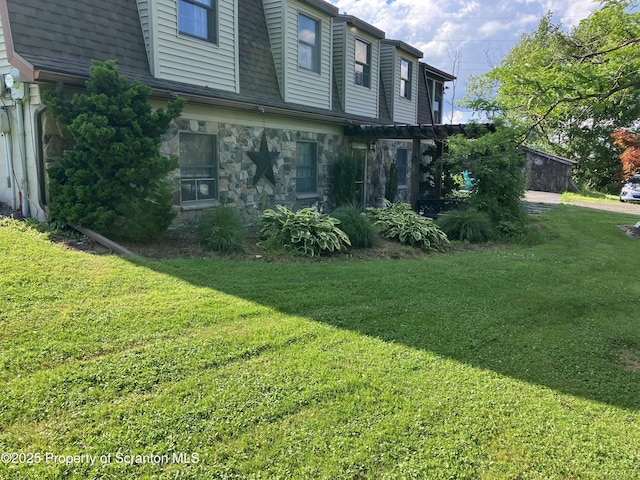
[525, 190, 640, 216]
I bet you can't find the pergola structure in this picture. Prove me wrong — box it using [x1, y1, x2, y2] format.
[343, 122, 495, 140]
[344, 122, 495, 206]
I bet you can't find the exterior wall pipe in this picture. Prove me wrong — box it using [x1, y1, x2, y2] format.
[16, 96, 29, 217]
[3, 130, 15, 210]
[0, 108, 16, 210]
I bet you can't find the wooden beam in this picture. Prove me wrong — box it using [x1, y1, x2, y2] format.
[74, 226, 140, 257]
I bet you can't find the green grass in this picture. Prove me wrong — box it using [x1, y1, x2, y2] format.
[561, 190, 620, 203]
[1, 206, 640, 479]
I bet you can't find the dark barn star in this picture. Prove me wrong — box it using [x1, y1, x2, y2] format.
[248, 133, 279, 186]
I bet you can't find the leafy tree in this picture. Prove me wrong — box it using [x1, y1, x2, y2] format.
[611, 130, 640, 178]
[465, 0, 640, 192]
[44, 60, 185, 242]
[443, 121, 528, 235]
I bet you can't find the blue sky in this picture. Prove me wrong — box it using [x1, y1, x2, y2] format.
[329, 0, 600, 123]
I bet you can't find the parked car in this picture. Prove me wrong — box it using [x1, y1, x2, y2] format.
[620, 174, 640, 202]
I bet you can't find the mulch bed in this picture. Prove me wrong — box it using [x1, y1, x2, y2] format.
[3, 202, 639, 260]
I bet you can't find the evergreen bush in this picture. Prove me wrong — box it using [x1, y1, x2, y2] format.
[43, 60, 184, 242]
[385, 163, 398, 202]
[197, 206, 247, 253]
[332, 157, 358, 207]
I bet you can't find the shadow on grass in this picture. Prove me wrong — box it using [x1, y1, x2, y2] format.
[130, 208, 640, 411]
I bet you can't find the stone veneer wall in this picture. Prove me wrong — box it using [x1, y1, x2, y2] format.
[162, 118, 346, 223]
[367, 139, 413, 206]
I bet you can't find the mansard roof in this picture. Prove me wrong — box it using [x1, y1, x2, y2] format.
[334, 15, 385, 39]
[380, 39, 424, 59]
[1, 0, 452, 129]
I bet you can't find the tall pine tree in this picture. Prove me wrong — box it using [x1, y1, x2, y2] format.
[44, 60, 184, 242]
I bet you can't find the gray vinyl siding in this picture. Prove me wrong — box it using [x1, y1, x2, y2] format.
[0, 17, 11, 71]
[152, 0, 239, 93]
[284, 0, 332, 109]
[380, 43, 395, 120]
[332, 22, 346, 110]
[262, 0, 284, 92]
[380, 43, 419, 124]
[394, 54, 418, 124]
[264, 0, 332, 109]
[343, 30, 379, 119]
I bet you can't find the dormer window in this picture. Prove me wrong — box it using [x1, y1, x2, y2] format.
[400, 59, 412, 99]
[355, 39, 371, 88]
[298, 13, 320, 72]
[178, 0, 217, 43]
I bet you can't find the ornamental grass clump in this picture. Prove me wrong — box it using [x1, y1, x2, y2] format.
[367, 200, 449, 251]
[197, 205, 247, 253]
[259, 205, 351, 257]
[437, 208, 496, 243]
[330, 204, 377, 249]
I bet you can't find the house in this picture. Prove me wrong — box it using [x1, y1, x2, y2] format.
[520, 146, 578, 193]
[0, 0, 463, 223]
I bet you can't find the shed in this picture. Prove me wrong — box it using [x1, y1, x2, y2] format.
[521, 146, 578, 193]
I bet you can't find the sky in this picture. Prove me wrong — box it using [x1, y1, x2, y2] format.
[329, 0, 600, 123]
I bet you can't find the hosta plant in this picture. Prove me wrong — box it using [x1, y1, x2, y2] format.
[367, 200, 449, 251]
[259, 205, 351, 257]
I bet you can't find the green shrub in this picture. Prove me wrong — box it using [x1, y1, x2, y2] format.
[332, 157, 358, 207]
[385, 163, 399, 202]
[259, 205, 351, 257]
[330, 205, 376, 249]
[197, 206, 246, 253]
[444, 121, 528, 237]
[43, 60, 184, 243]
[366, 201, 449, 251]
[437, 209, 495, 243]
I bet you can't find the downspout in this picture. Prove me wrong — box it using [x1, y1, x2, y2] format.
[0, 108, 15, 210]
[34, 105, 48, 214]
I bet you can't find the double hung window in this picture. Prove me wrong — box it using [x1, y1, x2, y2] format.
[400, 59, 412, 99]
[355, 39, 371, 88]
[178, 0, 216, 43]
[179, 133, 218, 204]
[298, 13, 320, 72]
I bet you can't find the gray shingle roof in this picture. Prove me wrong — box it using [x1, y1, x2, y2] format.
[6, 0, 150, 80]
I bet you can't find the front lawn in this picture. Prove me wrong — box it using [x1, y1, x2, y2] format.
[1, 206, 640, 479]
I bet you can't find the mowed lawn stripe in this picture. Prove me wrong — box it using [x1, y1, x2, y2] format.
[1, 206, 640, 478]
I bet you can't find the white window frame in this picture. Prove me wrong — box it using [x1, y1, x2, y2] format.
[178, 132, 218, 205]
[298, 13, 320, 73]
[355, 38, 371, 88]
[400, 59, 412, 99]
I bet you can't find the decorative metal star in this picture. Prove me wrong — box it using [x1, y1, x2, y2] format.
[248, 133, 279, 186]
